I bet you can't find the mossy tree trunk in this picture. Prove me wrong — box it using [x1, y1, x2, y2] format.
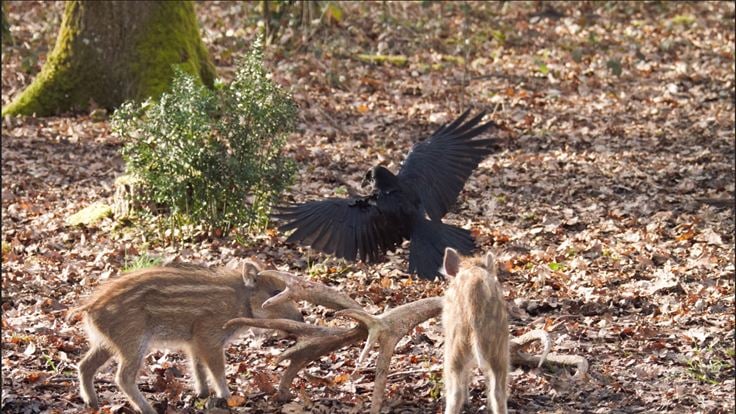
[2, 2, 11, 45]
[2, 1, 215, 117]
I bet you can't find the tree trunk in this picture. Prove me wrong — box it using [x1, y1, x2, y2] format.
[2, 1, 215, 117]
[2, 2, 11, 45]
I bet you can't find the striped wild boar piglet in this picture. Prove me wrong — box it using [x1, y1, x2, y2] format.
[442, 248, 509, 414]
[69, 260, 303, 414]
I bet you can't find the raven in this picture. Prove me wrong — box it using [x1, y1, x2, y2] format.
[277, 109, 497, 279]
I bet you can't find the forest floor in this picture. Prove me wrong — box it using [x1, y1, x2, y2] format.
[2, 2, 735, 413]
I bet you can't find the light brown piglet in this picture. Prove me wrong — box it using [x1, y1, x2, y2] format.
[70, 260, 302, 414]
[442, 248, 509, 414]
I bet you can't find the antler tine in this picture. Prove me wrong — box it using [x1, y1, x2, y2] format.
[555, 354, 589, 379]
[509, 329, 588, 378]
[335, 309, 386, 367]
[379, 297, 444, 329]
[261, 286, 294, 309]
[370, 341, 401, 414]
[258, 270, 297, 309]
[510, 329, 551, 368]
[337, 297, 444, 414]
[259, 270, 363, 311]
[335, 308, 381, 328]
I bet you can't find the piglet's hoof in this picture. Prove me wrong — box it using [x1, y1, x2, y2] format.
[205, 409, 230, 414]
[206, 397, 230, 412]
[151, 399, 168, 414]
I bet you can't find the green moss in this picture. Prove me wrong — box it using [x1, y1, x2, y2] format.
[128, 2, 215, 102]
[1, 240, 11, 257]
[441, 55, 465, 65]
[670, 14, 696, 27]
[356, 53, 408, 67]
[2, 2, 96, 116]
[66, 202, 113, 227]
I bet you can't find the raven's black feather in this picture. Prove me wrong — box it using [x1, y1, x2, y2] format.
[398, 112, 497, 222]
[276, 110, 496, 279]
[408, 219, 474, 280]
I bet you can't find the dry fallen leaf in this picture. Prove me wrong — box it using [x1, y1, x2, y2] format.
[227, 394, 247, 407]
[332, 372, 350, 385]
[676, 229, 696, 242]
[281, 401, 307, 414]
[696, 228, 723, 246]
[252, 370, 276, 395]
[23, 341, 36, 356]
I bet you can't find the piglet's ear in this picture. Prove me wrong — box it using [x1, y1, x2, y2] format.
[441, 247, 461, 278]
[245, 257, 267, 272]
[243, 258, 264, 273]
[484, 251, 498, 278]
[240, 262, 258, 287]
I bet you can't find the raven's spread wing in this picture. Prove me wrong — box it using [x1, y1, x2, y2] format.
[397, 109, 496, 221]
[277, 197, 404, 263]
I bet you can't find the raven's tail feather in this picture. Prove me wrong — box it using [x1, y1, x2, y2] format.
[408, 219, 475, 280]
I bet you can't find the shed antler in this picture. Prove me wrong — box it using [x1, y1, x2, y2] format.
[335, 297, 443, 414]
[227, 270, 588, 413]
[258, 270, 364, 311]
[226, 270, 365, 401]
[508, 329, 588, 378]
[511, 329, 551, 368]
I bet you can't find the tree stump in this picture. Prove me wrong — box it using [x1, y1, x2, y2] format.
[112, 175, 143, 220]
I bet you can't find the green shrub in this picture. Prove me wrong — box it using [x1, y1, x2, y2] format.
[112, 39, 296, 235]
[122, 254, 162, 273]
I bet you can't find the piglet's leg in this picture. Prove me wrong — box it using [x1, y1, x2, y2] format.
[485, 357, 508, 414]
[115, 338, 156, 414]
[188, 352, 210, 398]
[193, 338, 230, 399]
[444, 344, 472, 414]
[78, 345, 112, 409]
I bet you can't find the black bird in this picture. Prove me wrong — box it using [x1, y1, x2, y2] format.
[277, 109, 497, 279]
